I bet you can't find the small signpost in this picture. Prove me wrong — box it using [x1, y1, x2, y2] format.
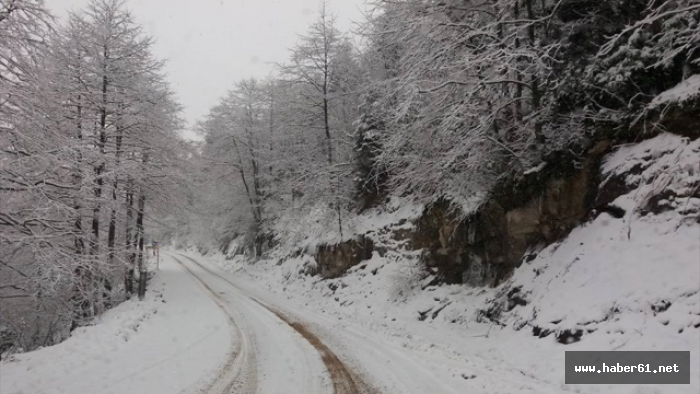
[152, 240, 160, 270]
[145, 240, 160, 270]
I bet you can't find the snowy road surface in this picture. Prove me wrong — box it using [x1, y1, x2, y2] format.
[167, 252, 463, 394]
[10, 250, 665, 394]
[165, 252, 574, 394]
[1, 252, 477, 394]
[169, 253, 333, 394]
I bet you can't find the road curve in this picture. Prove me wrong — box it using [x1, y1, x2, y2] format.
[173, 252, 468, 394]
[170, 255, 257, 394]
[170, 253, 367, 394]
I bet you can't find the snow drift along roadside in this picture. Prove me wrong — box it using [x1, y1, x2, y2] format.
[0, 256, 231, 394]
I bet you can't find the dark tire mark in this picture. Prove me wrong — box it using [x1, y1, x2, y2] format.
[267, 307, 361, 394]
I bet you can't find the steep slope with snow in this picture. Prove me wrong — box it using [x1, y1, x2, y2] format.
[203, 133, 700, 394]
[488, 133, 700, 342]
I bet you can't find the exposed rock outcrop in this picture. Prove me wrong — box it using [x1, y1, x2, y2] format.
[409, 139, 612, 287]
[315, 236, 374, 279]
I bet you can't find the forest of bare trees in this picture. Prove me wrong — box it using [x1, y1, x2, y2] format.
[2, 0, 698, 353]
[1, 0, 187, 352]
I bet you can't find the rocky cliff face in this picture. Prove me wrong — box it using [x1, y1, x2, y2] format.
[406, 139, 612, 287]
[310, 109, 699, 287]
[311, 138, 627, 285]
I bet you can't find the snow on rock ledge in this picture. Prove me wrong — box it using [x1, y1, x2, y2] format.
[649, 74, 700, 109]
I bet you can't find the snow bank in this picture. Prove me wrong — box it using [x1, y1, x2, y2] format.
[649, 74, 700, 109]
[270, 196, 423, 254]
[0, 256, 231, 394]
[500, 133, 699, 329]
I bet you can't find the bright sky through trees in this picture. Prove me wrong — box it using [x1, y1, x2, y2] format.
[47, 0, 367, 140]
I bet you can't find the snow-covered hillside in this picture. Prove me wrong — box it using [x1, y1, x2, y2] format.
[493, 133, 700, 339]
[202, 133, 700, 394]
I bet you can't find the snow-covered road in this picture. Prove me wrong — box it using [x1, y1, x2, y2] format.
[169, 253, 334, 394]
[3, 251, 472, 394]
[169, 252, 460, 394]
[168, 252, 500, 394]
[2, 251, 587, 394]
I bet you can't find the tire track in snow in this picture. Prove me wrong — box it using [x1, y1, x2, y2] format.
[261, 305, 364, 394]
[170, 255, 258, 394]
[174, 253, 371, 394]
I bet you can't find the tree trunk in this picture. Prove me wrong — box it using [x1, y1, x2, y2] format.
[124, 177, 135, 296]
[268, 84, 275, 175]
[514, 1, 523, 123]
[70, 92, 88, 329]
[136, 150, 150, 300]
[73, 93, 84, 256]
[320, 21, 342, 237]
[231, 136, 259, 224]
[524, 0, 544, 142]
[91, 164, 104, 257]
[91, 46, 109, 257]
[107, 114, 123, 270]
[136, 188, 147, 300]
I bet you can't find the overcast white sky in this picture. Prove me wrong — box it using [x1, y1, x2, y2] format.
[47, 0, 368, 139]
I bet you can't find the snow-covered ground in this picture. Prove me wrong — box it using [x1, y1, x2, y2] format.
[199, 240, 697, 394]
[0, 258, 231, 394]
[173, 250, 561, 394]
